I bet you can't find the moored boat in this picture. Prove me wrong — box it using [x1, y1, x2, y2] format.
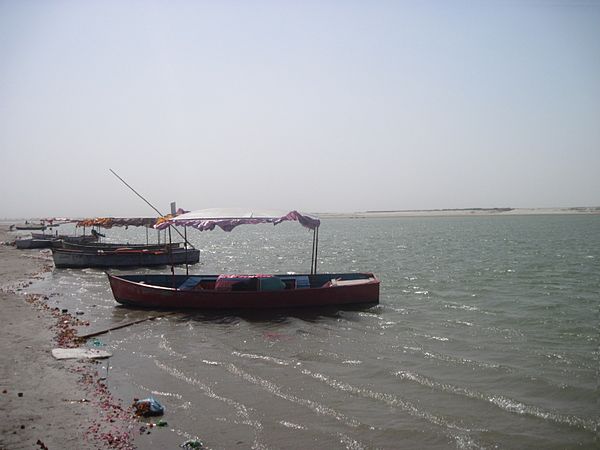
[15, 238, 54, 249]
[31, 233, 99, 247]
[15, 224, 46, 230]
[52, 246, 200, 268]
[61, 241, 182, 251]
[31, 232, 98, 242]
[106, 209, 380, 310]
[108, 272, 379, 310]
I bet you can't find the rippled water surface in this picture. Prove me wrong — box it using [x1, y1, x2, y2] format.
[31, 215, 599, 449]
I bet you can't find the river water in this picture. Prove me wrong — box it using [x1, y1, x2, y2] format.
[29, 215, 598, 449]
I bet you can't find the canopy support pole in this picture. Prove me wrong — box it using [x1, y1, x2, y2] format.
[310, 228, 316, 275]
[168, 225, 175, 284]
[310, 226, 319, 275]
[313, 226, 319, 275]
[184, 226, 189, 277]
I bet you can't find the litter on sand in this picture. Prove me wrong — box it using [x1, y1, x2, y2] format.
[133, 397, 164, 417]
[51, 348, 112, 360]
[180, 440, 204, 449]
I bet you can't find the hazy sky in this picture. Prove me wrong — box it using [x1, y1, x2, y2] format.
[1, 0, 599, 218]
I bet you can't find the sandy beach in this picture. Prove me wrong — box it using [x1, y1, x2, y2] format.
[0, 225, 135, 449]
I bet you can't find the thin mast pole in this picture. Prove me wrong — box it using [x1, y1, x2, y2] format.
[109, 169, 163, 217]
[109, 169, 194, 249]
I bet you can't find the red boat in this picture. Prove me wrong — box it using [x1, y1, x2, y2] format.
[106, 209, 380, 310]
[107, 272, 379, 310]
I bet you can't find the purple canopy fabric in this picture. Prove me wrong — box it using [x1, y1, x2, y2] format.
[154, 209, 320, 232]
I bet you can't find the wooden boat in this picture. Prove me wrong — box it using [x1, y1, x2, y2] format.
[108, 272, 379, 310]
[15, 238, 54, 249]
[15, 224, 46, 231]
[30, 233, 54, 239]
[106, 209, 380, 310]
[52, 246, 200, 268]
[31, 233, 98, 244]
[24, 233, 99, 249]
[61, 241, 182, 251]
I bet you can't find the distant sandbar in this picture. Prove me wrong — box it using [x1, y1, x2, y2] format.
[316, 207, 600, 219]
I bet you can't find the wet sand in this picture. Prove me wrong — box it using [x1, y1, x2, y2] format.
[0, 226, 135, 449]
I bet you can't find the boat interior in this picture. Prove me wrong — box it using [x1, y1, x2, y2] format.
[120, 273, 375, 291]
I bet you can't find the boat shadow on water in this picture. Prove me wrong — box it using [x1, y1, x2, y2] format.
[112, 303, 381, 325]
[187, 303, 381, 325]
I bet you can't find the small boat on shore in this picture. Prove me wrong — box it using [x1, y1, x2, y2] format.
[15, 224, 46, 231]
[15, 233, 99, 250]
[108, 272, 379, 309]
[52, 246, 200, 268]
[49, 216, 198, 268]
[31, 233, 99, 245]
[15, 238, 54, 249]
[107, 209, 380, 310]
[61, 241, 182, 251]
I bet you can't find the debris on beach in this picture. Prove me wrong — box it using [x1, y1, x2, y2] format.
[79, 366, 136, 449]
[51, 348, 113, 360]
[63, 398, 90, 404]
[133, 397, 165, 417]
[181, 439, 205, 449]
[6, 250, 137, 449]
[90, 338, 105, 347]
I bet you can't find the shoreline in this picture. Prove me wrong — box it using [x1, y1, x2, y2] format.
[0, 225, 137, 449]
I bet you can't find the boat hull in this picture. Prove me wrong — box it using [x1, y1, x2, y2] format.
[31, 233, 98, 243]
[15, 238, 54, 249]
[61, 241, 182, 251]
[107, 273, 380, 310]
[52, 248, 200, 268]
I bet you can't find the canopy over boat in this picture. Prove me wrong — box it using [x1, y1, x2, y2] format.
[154, 208, 320, 232]
[76, 217, 158, 228]
[107, 272, 379, 310]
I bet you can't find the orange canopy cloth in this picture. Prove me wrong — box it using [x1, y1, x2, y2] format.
[76, 217, 158, 228]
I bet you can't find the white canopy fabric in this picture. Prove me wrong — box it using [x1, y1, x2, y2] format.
[173, 208, 296, 221]
[155, 208, 320, 232]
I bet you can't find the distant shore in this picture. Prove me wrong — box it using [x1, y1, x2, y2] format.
[315, 206, 600, 219]
[1, 206, 599, 223]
